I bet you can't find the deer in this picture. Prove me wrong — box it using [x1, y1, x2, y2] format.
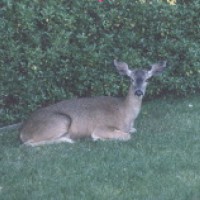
[20, 60, 167, 146]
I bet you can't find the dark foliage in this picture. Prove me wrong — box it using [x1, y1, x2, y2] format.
[1, 0, 200, 124]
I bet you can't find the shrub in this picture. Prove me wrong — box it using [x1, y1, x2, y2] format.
[1, 0, 200, 125]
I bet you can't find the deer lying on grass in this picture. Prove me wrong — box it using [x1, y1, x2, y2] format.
[20, 60, 167, 146]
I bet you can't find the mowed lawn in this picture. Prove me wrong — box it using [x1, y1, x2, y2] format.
[0, 95, 200, 200]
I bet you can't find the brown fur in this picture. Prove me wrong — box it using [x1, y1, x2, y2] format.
[20, 60, 166, 146]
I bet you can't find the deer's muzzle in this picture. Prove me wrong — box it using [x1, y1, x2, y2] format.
[135, 90, 143, 96]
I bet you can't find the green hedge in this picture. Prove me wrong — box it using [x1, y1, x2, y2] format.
[1, 0, 200, 125]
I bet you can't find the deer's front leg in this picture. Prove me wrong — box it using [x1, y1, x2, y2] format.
[91, 127, 131, 141]
[129, 121, 137, 133]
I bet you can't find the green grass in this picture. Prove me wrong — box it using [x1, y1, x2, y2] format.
[1, 95, 200, 200]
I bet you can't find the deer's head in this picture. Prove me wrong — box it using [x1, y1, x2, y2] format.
[113, 60, 167, 97]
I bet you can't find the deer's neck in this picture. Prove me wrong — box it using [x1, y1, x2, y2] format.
[123, 85, 143, 116]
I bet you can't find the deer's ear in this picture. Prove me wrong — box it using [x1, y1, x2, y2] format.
[147, 61, 167, 79]
[113, 60, 132, 77]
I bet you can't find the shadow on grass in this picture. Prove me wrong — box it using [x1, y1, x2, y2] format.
[0, 130, 21, 148]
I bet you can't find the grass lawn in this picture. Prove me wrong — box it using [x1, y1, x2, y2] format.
[0, 95, 200, 200]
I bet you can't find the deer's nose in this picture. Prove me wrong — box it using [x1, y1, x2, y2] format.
[135, 90, 143, 96]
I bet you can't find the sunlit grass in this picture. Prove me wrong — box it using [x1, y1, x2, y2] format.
[0, 95, 200, 200]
